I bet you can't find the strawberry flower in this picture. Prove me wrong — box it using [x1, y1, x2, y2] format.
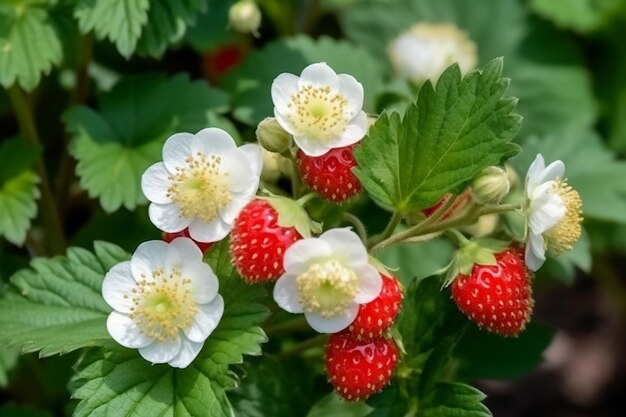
[271, 62, 368, 157]
[102, 238, 224, 368]
[273, 228, 382, 333]
[524, 154, 582, 271]
[142, 128, 262, 243]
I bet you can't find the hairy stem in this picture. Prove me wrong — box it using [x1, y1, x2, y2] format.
[368, 212, 402, 248]
[343, 212, 368, 243]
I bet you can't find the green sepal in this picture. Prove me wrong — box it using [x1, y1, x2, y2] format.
[259, 196, 320, 238]
[442, 237, 511, 287]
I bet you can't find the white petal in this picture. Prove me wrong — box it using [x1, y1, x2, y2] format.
[220, 150, 254, 193]
[273, 273, 304, 313]
[169, 236, 203, 264]
[187, 217, 231, 242]
[102, 261, 135, 313]
[305, 304, 359, 333]
[299, 62, 339, 90]
[192, 128, 237, 156]
[332, 111, 368, 148]
[337, 74, 364, 117]
[238, 143, 263, 178]
[139, 337, 182, 365]
[219, 190, 255, 225]
[353, 265, 382, 304]
[271, 73, 299, 112]
[525, 154, 565, 195]
[319, 228, 368, 267]
[130, 240, 176, 282]
[183, 295, 224, 343]
[148, 202, 192, 233]
[169, 238, 220, 304]
[106, 311, 152, 348]
[283, 238, 333, 275]
[528, 190, 565, 234]
[167, 338, 204, 368]
[141, 162, 172, 204]
[162, 132, 194, 172]
[274, 108, 297, 135]
[525, 232, 546, 272]
[292, 134, 332, 157]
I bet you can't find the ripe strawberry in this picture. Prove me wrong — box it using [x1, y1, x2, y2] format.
[346, 274, 402, 340]
[162, 228, 213, 254]
[325, 333, 399, 401]
[422, 189, 473, 220]
[296, 144, 361, 203]
[451, 248, 533, 337]
[230, 199, 303, 284]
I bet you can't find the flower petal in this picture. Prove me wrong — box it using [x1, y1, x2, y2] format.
[283, 238, 333, 275]
[333, 111, 368, 148]
[238, 143, 263, 178]
[319, 228, 368, 267]
[162, 132, 194, 172]
[305, 303, 359, 333]
[219, 191, 255, 225]
[353, 265, 382, 304]
[292, 134, 332, 157]
[141, 162, 172, 204]
[102, 261, 135, 313]
[192, 128, 237, 156]
[148, 202, 192, 233]
[139, 337, 182, 365]
[273, 273, 304, 313]
[299, 62, 339, 90]
[274, 108, 297, 135]
[167, 338, 204, 369]
[220, 149, 254, 193]
[183, 295, 224, 343]
[169, 237, 220, 304]
[525, 232, 546, 272]
[528, 188, 565, 234]
[187, 217, 231, 242]
[337, 74, 364, 118]
[130, 240, 176, 282]
[106, 311, 152, 348]
[271, 73, 299, 112]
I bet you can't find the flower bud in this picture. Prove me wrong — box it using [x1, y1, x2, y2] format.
[260, 148, 283, 183]
[229, 0, 262, 36]
[256, 117, 292, 153]
[471, 166, 510, 205]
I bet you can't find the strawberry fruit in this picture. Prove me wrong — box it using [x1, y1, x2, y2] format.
[345, 274, 402, 340]
[162, 228, 213, 254]
[325, 333, 399, 401]
[296, 144, 361, 203]
[230, 199, 303, 284]
[451, 247, 533, 337]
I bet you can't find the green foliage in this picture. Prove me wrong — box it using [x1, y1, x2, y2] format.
[186, 0, 237, 52]
[354, 59, 520, 213]
[64, 74, 230, 212]
[530, 0, 626, 33]
[0, 242, 127, 356]
[307, 393, 372, 417]
[70, 240, 269, 417]
[0, 3, 62, 90]
[223, 35, 385, 125]
[419, 383, 491, 417]
[0, 345, 19, 387]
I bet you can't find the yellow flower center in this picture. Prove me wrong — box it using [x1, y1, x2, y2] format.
[287, 85, 350, 141]
[167, 152, 231, 223]
[545, 180, 583, 255]
[296, 260, 358, 318]
[127, 267, 197, 342]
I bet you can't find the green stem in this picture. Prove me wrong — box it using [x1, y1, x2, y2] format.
[368, 212, 401, 248]
[265, 316, 310, 337]
[296, 192, 317, 206]
[343, 212, 367, 243]
[274, 334, 327, 360]
[8, 85, 66, 255]
[447, 229, 470, 247]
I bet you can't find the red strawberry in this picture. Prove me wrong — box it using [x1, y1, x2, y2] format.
[325, 333, 399, 401]
[422, 189, 473, 220]
[451, 248, 533, 337]
[296, 144, 361, 203]
[230, 199, 303, 284]
[162, 228, 213, 254]
[346, 274, 402, 340]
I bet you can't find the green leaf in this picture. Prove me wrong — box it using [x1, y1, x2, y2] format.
[0, 242, 128, 356]
[74, 0, 150, 59]
[307, 393, 372, 417]
[0, 170, 39, 245]
[0, 139, 40, 185]
[354, 59, 521, 213]
[365, 383, 409, 417]
[223, 35, 385, 125]
[64, 74, 230, 212]
[0, 4, 62, 90]
[544, 228, 592, 283]
[419, 383, 491, 417]
[186, 0, 237, 53]
[530, 0, 625, 33]
[0, 344, 19, 387]
[513, 129, 626, 223]
[70, 240, 269, 417]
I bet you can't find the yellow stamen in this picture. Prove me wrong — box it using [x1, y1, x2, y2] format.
[545, 180, 583, 255]
[297, 260, 358, 318]
[287, 85, 350, 141]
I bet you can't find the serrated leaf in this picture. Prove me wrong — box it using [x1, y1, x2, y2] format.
[0, 170, 40, 245]
[0, 5, 62, 90]
[0, 242, 128, 356]
[74, 0, 150, 59]
[364, 382, 409, 417]
[419, 383, 491, 417]
[64, 74, 230, 212]
[70, 240, 269, 417]
[222, 35, 384, 125]
[354, 59, 521, 213]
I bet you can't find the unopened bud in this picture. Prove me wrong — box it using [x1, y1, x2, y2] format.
[229, 0, 262, 36]
[261, 148, 283, 183]
[256, 117, 292, 153]
[471, 166, 510, 205]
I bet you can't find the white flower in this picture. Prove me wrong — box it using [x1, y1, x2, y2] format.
[388, 23, 477, 85]
[142, 128, 262, 243]
[102, 238, 224, 368]
[524, 154, 582, 271]
[273, 228, 382, 333]
[271, 62, 368, 157]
